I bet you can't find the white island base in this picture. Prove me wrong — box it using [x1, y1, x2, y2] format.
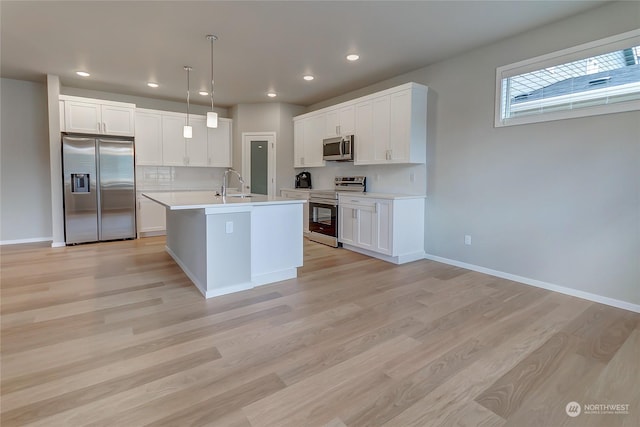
[144, 192, 304, 298]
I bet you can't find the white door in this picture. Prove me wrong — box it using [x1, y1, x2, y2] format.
[242, 132, 276, 196]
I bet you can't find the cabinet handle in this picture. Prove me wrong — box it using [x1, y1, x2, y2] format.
[301, 156, 304, 165]
[336, 125, 339, 135]
[374, 202, 378, 214]
[103, 122, 106, 134]
[352, 209, 357, 219]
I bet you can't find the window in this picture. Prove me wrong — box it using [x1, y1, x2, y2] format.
[495, 29, 640, 127]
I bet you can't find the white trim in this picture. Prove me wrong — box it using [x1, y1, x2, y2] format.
[342, 244, 426, 265]
[424, 253, 640, 314]
[241, 132, 277, 196]
[51, 241, 66, 248]
[0, 237, 53, 246]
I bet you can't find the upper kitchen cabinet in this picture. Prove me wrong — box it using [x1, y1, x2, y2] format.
[185, 116, 208, 167]
[293, 114, 325, 168]
[135, 109, 163, 165]
[325, 105, 355, 137]
[161, 112, 188, 166]
[355, 83, 427, 165]
[207, 118, 232, 168]
[135, 108, 233, 168]
[60, 95, 135, 136]
[294, 82, 428, 167]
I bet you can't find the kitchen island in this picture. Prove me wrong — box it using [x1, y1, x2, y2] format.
[143, 191, 305, 298]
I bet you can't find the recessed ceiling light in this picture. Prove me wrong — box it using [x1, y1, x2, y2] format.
[267, 92, 277, 98]
[303, 75, 314, 81]
[199, 91, 208, 96]
[76, 71, 90, 77]
[346, 54, 360, 61]
[147, 82, 159, 88]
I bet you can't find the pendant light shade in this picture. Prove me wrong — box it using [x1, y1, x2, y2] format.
[183, 66, 193, 139]
[207, 111, 218, 128]
[206, 34, 218, 128]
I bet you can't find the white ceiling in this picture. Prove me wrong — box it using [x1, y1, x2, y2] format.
[1, 1, 608, 108]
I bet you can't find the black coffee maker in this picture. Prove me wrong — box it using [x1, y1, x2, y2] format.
[295, 171, 312, 189]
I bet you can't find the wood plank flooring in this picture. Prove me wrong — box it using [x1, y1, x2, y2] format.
[1, 236, 638, 426]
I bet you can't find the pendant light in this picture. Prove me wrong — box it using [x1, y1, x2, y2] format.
[206, 34, 219, 128]
[183, 66, 193, 139]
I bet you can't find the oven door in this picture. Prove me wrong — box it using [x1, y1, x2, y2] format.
[308, 199, 339, 247]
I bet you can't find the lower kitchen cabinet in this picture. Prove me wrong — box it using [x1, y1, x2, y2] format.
[280, 189, 310, 234]
[338, 194, 425, 264]
[137, 196, 166, 237]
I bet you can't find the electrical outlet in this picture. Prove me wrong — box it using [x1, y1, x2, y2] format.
[226, 221, 234, 234]
[464, 235, 472, 245]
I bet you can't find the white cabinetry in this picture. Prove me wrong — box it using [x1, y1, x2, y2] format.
[339, 197, 391, 254]
[137, 196, 166, 236]
[135, 109, 232, 168]
[293, 82, 427, 167]
[207, 118, 232, 167]
[135, 110, 163, 165]
[293, 114, 325, 168]
[61, 95, 135, 136]
[325, 105, 355, 137]
[354, 84, 427, 165]
[161, 113, 188, 166]
[338, 194, 425, 264]
[280, 189, 310, 233]
[185, 116, 208, 167]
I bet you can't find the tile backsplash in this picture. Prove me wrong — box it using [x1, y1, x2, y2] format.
[136, 166, 229, 192]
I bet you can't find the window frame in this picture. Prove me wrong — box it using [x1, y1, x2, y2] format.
[495, 29, 640, 128]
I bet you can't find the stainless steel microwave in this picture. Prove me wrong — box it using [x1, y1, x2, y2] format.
[323, 135, 354, 161]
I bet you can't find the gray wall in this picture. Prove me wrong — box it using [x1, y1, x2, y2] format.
[310, 1, 640, 306]
[1, 78, 52, 242]
[230, 102, 305, 191]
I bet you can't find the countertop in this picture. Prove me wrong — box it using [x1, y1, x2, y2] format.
[143, 191, 306, 210]
[281, 188, 425, 200]
[337, 192, 426, 200]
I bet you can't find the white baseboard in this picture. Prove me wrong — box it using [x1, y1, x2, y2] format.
[424, 254, 640, 314]
[342, 244, 426, 265]
[51, 241, 66, 248]
[0, 237, 53, 246]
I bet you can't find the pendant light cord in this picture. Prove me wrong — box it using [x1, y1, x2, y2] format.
[186, 67, 190, 125]
[210, 36, 215, 110]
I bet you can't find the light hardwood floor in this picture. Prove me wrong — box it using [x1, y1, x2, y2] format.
[1, 236, 638, 426]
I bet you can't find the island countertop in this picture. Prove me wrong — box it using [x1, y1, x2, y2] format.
[143, 191, 306, 210]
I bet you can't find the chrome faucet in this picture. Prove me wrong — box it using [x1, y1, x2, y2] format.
[222, 168, 245, 196]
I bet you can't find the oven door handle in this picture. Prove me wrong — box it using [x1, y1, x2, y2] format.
[339, 138, 344, 157]
[310, 199, 338, 207]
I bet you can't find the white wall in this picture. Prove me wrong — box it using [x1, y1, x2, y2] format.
[0, 78, 52, 243]
[309, 1, 640, 307]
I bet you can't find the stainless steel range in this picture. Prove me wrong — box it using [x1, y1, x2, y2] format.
[308, 176, 366, 247]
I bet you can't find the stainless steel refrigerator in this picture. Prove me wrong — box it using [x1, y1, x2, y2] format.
[62, 135, 136, 244]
